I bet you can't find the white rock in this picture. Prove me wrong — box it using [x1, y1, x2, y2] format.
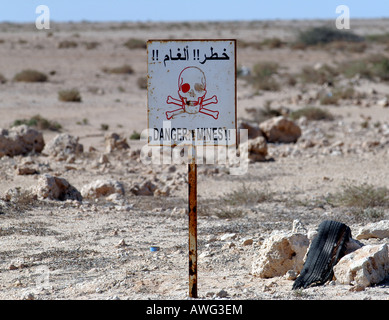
[105, 133, 129, 153]
[43, 133, 83, 159]
[246, 136, 268, 162]
[355, 220, 389, 240]
[377, 97, 389, 107]
[32, 174, 82, 201]
[259, 116, 302, 143]
[252, 231, 309, 278]
[81, 179, 124, 199]
[333, 244, 389, 289]
[292, 219, 307, 234]
[0, 125, 45, 158]
[220, 233, 237, 241]
[130, 180, 157, 196]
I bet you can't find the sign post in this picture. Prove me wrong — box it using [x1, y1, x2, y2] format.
[147, 39, 236, 298]
[188, 130, 197, 298]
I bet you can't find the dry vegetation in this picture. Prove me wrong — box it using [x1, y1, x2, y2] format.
[58, 89, 82, 102]
[13, 70, 48, 83]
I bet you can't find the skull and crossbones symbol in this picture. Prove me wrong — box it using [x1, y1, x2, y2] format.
[166, 66, 219, 120]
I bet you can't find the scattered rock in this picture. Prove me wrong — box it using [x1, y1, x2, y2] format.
[32, 174, 82, 201]
[220, 233, 237, 241]
[242, 238, 254, 246]
[284, 270, 298, 280]
[238, 121, 262, 140]
[333, 244, 389, 289]
[292, 219, 307, 234]
[252, 230, 309, 278]
[98, 154, 110, 164]
[15, 164, 38, 175]
[222, 242, 236, 249]
[345, 238, 364, 255]
[246, 136, 268, 162]
[130, 180, 156, 196]
[130, 179, 171, 196]
[259, 116, 302, 143]
[355, 220, 389, 240]
[216, 289, 228, 298]
[105, 133, 129, 153]
[81, 179, 124, 199]
[377, 97, 389, 107]
[115, 239, 128, 248]
[43, 133, 83, 160]
[0, 125, 45, 158]
[22, 292, 35, 300]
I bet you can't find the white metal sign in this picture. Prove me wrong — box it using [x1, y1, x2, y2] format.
[147, 39, 236, 147]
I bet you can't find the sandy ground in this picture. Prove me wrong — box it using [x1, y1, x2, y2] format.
[0, 20, 389, 300]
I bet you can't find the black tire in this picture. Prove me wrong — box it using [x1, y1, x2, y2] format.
[292, 220, 351, 290]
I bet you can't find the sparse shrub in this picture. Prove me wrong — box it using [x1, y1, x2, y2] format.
[327, 183, 389, 210]
[297, 26, 363, 46]
[76, 118, 89, 125]
[319, 93, 339, 105]
[137, 76, 148, 89]
[58, 40, 78, 49]
[340, 60, 371, 79]
[0, 73, 6, 84]
[298, 64, 338, 85]
[123, 38, 146, 49]
[290, 107, 334, 121]
[237, 40, 262, 50]
[319, 87, 364, 106]
[245, 102, 288, 123]
[83, 41, 100, 50]
[326, 41, 367, 53]
[102, 64, 134, 75]
[130, 130, 141, 140]
[261, 37, 285, 48]
[365, 33, 389, 43]
[13, 70, 48, 83]
[100, 123, 109, 131]
[249, 61, 280, 91]
[340, 54, 389, 81]
[58, 89, 82, 102]
[11, 114, 62, 131]
[223, 184, 274, 206]
[252, 61, 279, 78]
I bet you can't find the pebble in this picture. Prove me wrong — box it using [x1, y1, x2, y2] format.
[22, 292, 35, 300]
[242, 238, 253, 246]
[216, 289, 228, 298]
[220, 233, 237, 241]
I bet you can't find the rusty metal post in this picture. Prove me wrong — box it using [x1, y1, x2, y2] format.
[188, 130, 198, 298]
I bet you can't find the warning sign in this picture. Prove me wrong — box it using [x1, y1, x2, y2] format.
[147, 39, 236, 147]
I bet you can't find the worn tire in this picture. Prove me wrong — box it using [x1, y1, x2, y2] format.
[292, 220, 351, 290]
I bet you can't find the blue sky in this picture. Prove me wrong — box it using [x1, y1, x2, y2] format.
[0, 0, 387, 22]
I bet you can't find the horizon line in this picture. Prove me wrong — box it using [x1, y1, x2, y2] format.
[1, 16, 389, 24]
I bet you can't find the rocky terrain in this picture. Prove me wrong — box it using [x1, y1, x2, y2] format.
[0, 19, 389, 300]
